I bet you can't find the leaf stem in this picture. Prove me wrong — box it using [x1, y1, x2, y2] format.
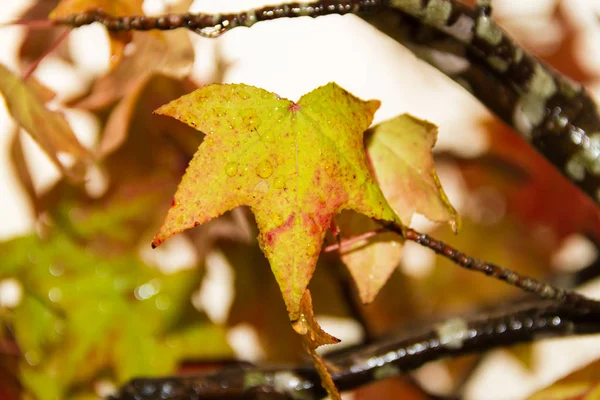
[322, 228, 387, 253]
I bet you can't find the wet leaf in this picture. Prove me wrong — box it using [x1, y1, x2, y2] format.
[0, 64, 92, 181]
[152, 83, 400, 318]
[527, 359, 600, 400]
[292, 290, 341, 400]
[50, 0, 144, 69]
[338, 114, 459, 303]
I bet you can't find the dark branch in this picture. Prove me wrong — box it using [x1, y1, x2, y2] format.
[111, 301, 600, 399]
[363, 0, 600, 206]
[53, 0, 382, 38]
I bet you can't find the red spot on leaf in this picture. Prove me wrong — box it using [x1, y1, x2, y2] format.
[264, 213, 295, 247]
[289, 103, 301, 112]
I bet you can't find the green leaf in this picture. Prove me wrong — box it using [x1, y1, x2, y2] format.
[152, 83, 400, 318]
[3, 231, 232, 399]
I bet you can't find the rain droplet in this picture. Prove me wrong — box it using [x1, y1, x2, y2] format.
[25, 350, 41, 366]
[205, 137, 214, 146]
[306, 243, 317, 255]
[273, 213, 284, 227]
[275, 155, 285, 166]
[48, 287, 62, 303]
[226, 162, 239, 177]
[256, 160, 274, 179]
[49, 263, 64, 277]
[292, 316, 309, 335]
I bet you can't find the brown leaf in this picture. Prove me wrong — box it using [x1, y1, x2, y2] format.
[98, 74, 198, 159]
[18, 0, 72, 67]
[354, 377, 428, 400]
[336, 211, 403, 303]
[0, 64, 92, 181]
[9, 129, 40, 216]
[292, 290, 341, 400]
[72, 31, 194, 111]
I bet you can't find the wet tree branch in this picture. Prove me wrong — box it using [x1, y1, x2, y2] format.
[111, 300, 600, 400]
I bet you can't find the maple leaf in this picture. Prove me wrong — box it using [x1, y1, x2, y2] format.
[49, 0, 144, 69]
[0, 64, 92, 181]
[337, 114, 459, 303]
[152, 83, 400, 318]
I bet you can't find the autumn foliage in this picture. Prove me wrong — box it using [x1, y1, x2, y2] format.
[0, 1, 600, 399]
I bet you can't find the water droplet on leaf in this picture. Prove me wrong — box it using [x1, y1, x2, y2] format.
[205, 137, 214, 146]
[273, 213, 284, 226]
[256, 160, 274, 179]
[292, 316, 309, 335]
[226, 162, 239, 177]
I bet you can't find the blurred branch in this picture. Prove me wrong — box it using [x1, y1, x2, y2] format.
[111, 300, 600, 399]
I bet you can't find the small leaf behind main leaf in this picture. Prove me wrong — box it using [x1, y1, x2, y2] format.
[337, 114, 459, 304]
[366, 114, 459, 230]
[152, 83, 400, 318]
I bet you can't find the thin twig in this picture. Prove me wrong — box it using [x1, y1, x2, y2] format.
[379, 222, 600, 315]
[22, 28, 71, 79]
[52, 1, 382, 38]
